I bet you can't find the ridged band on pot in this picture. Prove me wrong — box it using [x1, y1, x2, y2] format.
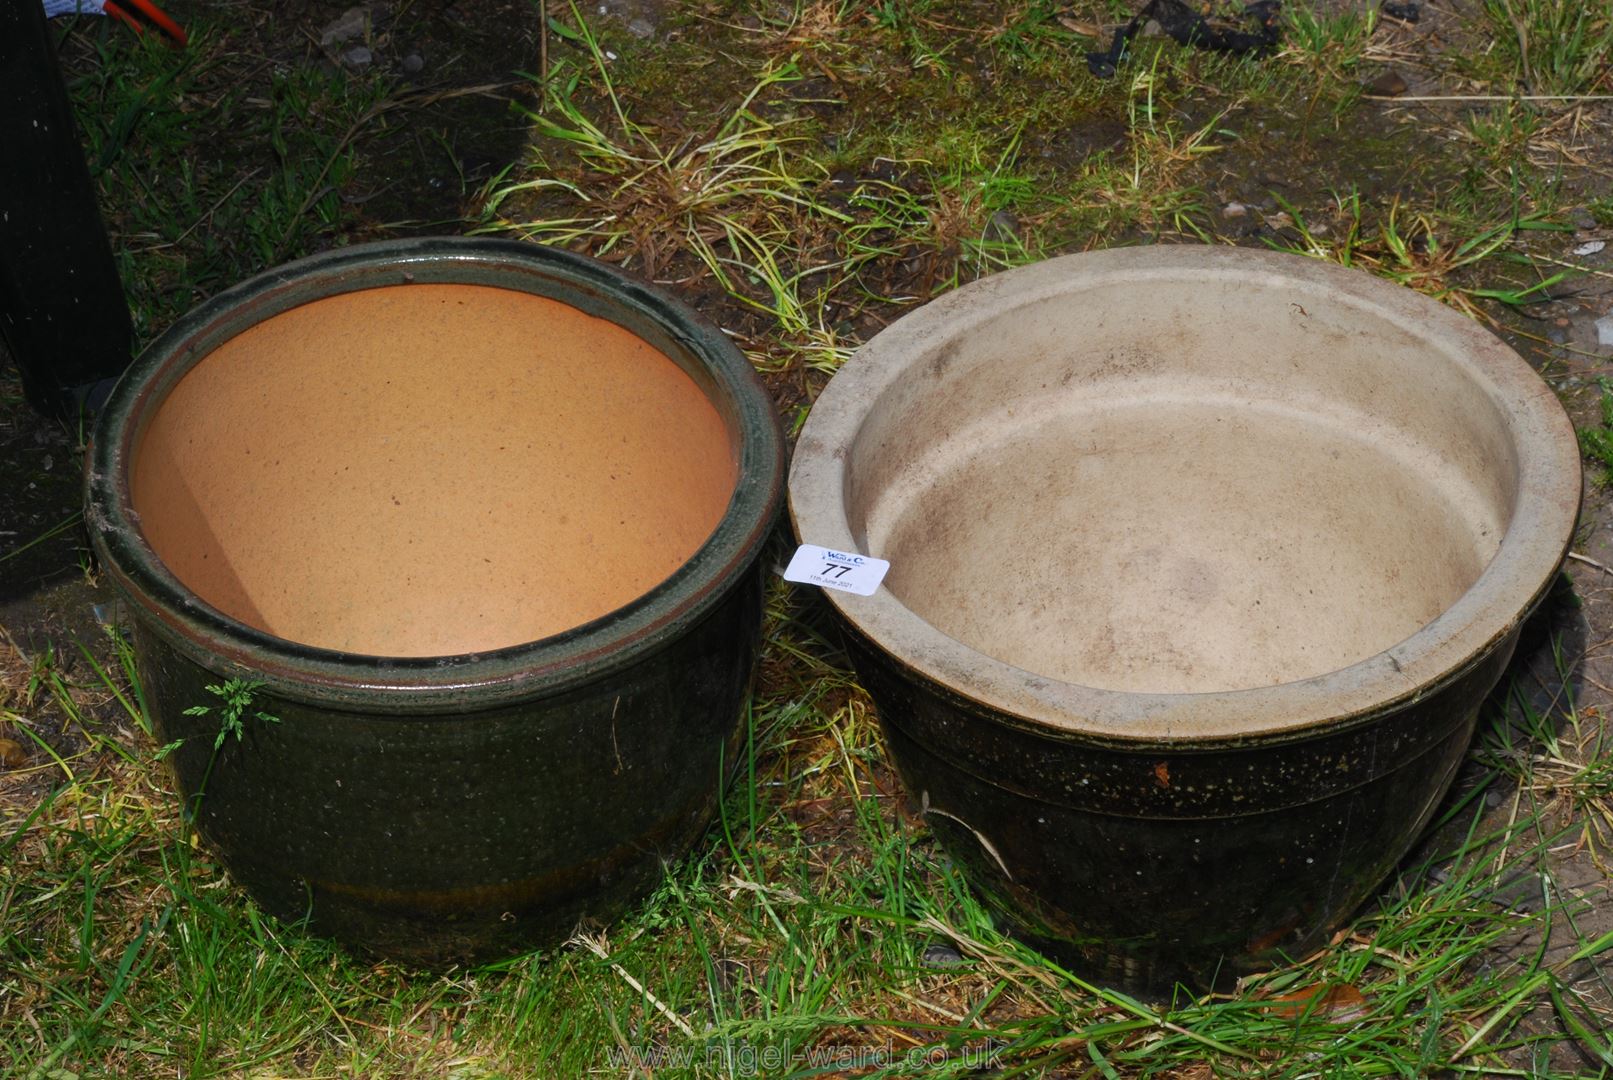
[851, 613, 1507, 990]
[787, 245, 1581, 990]
[87, 237, 786, 965]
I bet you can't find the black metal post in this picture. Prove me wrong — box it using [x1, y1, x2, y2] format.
[0, 0, 134, 420]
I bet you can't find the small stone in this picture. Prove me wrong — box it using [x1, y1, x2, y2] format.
[320, 6, 369, 48]
[1494, 871, 1547, 914]
[921, 942, 966, 968]
[1597, 314, 1613, 347]
[626, 17, 654, 39]
[1221, 201, 1249, 219]
[1570, 314, 1605, 350]
[343, 45, 374, 69]
[401, 52, 424, 75]
[1366, 70, 1408, 97]
[0, 738, 26, 769]
[1309, 222, 1330, 236]
[1057, 15, 1102, 37]
[1571, 208, 1599, 230]
[1573, 240, 1606, 257]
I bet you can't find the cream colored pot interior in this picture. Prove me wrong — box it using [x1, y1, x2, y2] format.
[842, 273, 1519, 695]
[131, 283, 737, 657]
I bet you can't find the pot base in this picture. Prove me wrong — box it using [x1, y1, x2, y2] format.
[861, 620, 1503, 996]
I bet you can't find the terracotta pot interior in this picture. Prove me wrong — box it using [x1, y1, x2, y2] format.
[130, 283, 738, 657]
[845, 278, 1519, 694]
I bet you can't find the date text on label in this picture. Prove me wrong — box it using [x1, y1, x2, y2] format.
[782, 544, 891, 596]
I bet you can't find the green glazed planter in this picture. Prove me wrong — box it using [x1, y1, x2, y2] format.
[87, 237, 785, 966]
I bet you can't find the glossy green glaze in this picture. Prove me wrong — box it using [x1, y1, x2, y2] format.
[87, 238, 785, 966]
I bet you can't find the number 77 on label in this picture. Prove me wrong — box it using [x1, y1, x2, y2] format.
[782, 544, 891, 597]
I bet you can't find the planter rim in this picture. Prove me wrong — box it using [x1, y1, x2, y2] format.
[788, 244, 1581, 744]
[88, 236, 785, 713]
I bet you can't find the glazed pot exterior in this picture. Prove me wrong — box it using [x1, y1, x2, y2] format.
[134, 568, 762, 965]
[787, 246, 1581, 992]
[88, 237, 786, 965]
[850, 620, 1513, 991]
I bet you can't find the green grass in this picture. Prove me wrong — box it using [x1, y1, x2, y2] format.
[6, 2, 1613, 1076]
[61, 15, 391, 346]
[1577, 378, 1613, 486]
[6, 612, 1613, 1077]
[1479, 0, 1613, 96]
[1263, 187, 1571, 320]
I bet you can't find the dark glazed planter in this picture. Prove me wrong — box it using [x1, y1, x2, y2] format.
[87, 237, 785, 966]
[788, 246, 1581, 992]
